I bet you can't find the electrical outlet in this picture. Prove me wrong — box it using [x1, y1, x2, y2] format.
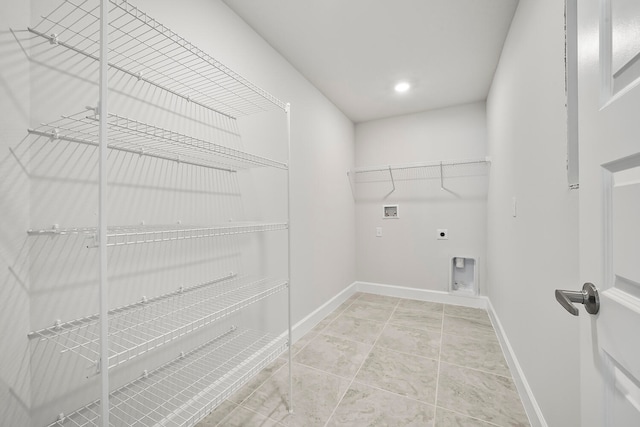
[437, 229, 448, 240]
[376, 227, 383, 237]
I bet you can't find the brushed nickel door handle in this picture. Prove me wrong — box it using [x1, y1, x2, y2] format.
[555, 282, 599, 316]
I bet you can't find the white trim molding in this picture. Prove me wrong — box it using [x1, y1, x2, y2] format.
[290, 283, 358, 343]
[355, 280, 487, 308]
[486, 299, 548, 427]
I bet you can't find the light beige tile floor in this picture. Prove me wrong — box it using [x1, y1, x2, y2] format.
[197, 292, 530, 427]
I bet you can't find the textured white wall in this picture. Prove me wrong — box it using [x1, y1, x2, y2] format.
[0, 1, 32, 425]
[134, 0, 357, 330]
[486, 0, 580, 425]
[354, 102, 487, 292]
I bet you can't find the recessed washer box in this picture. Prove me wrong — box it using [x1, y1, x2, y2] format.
[449, 256, 478, 296]
[383, 205, 399, 219]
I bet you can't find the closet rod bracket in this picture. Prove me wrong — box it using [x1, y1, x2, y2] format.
[388, 166, 396, 194]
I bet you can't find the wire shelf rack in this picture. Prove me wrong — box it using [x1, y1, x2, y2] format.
[27, 222, 289, 246]
[29, 275, 288, 372]
[28, 110, 287, 172]
[352, 158, 490, 184]
[347, 158, 490, 198]
[47, 327, 287, 427]
[27, 0, 286, 118]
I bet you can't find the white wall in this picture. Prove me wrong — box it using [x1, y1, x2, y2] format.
[354, 102, 487, 292]
[133, 0, 357, 328]
[1, 0, 356, 425]
[0, 1, 32, 425]
[486, 0, 580, 425]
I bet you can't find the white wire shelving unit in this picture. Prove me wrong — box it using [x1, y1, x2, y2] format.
[19, 0, 292, 426]
[27, 222, 289, 246]
[26, 0, 287, 118]
[28, 274, 288, 373]
[47, 327, 287, 427]
[348, 157, 490, 196]
[28, 110, 288, 172]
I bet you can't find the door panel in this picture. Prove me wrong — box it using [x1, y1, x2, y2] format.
[579, 0, 640, 424]
[597, 156, 640, 426]
[611, 0, 640, 71]
[606, 0, 640, 96]
[604, 352, 640, 425]
[612, 167, 640, 285]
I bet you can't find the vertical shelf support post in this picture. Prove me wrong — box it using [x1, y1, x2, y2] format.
[98, 0, 110, 425]
[285, 103, 293, 415]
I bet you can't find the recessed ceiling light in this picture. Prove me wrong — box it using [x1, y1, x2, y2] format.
[394, 82, 411, 93]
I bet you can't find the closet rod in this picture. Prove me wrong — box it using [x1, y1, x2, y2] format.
[353, 158, 489, 174]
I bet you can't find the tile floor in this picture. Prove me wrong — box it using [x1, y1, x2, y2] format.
[197, 292, 530, 427]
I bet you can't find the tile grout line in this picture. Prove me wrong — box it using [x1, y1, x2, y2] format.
[439, 307, 527, 427]
[445, 315, 493, 326]
[319, 328, 382, 346]
[365, 343, 439, 363]
[213, 403, 288, 427]
[316, 294, 361, 331]
[438, 312, 513, 379]
[347, 378, 438, 408]
[436, 404, 507, 427]
[439, 327, 497, 339]
[438, 359, 513, 380]
[210, 362, 289, 427]
[321, 297, 401, 427]
[291, 294, 363, 358]
[290, 358, 371, 383]
[441, 330, 498, 342]
[444, 313, 493, 326]
[432, 302, 446, 425]
[230, 299, 363, 427]
[228, 359, 290, 418]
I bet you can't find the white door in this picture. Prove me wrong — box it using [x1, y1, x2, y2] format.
[578, 0, 640, 425]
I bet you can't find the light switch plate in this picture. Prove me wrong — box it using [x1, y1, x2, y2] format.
[376, 227, 383, 237]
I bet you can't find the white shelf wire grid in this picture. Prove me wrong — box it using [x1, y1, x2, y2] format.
[29, 274, 288, 372]
[27, 222, 289, 246]
[352, 158, 490, 184]
[28, 110, 287, 172]
[47, 327, 287, 427]
[27, 0, 286, 118]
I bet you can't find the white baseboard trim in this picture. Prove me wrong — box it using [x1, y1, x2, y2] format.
[486, 299, 548, 427]
[354, 280, 488, 309]
[291, 281, 488, 344]
[290, 282, 358, 343]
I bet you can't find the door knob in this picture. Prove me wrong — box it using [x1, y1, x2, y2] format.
[555, 282, 599, 316]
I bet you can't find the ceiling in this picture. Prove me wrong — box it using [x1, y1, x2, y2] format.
[223, 0, 519, 123]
